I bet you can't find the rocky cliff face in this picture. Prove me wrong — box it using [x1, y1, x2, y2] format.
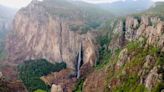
[83, 16, 164, 92]
[108, 16, 164, 51]
[0, 6, 16, 77]
[6, 0, 98, 69]
[0, 74, 27, 92]
[4, 0, 164, 92]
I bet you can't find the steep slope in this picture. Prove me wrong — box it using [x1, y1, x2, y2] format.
[6, 0, 112, 69]
[3, 1, 164, 92]
[0, 5, 16, 63]
[0, 74, 27, 92]
[82, 16, 164, 92]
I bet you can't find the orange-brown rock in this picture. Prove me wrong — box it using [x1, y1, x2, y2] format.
[41, 69, 77, 92]
[0, 77, 27, 92]
[6, 0, 98, 69]
[83, 70, 107, 92]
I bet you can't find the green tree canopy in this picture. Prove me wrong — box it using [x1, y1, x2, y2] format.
[18, 59, 66, 92]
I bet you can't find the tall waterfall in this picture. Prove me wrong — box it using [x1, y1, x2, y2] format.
[77, 43, 82, 79]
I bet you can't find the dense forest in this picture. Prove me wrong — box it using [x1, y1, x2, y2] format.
[18, 59, 66, 92]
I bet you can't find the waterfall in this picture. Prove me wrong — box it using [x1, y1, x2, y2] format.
[77, 43, 82, 79]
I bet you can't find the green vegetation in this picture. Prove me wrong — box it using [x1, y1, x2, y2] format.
[86, 21, 101, 29]
[95, 34, 112, 69]
[39, 0, 113, 33]
[73, 79, 84, 92]
[18, 59, 66, 92]
[103, 39, 163, 92]
[152, 82, 164, 92]
[157, 51, 164, 66]
[135, 2, 164, 20]
[95, 18, 124, 69]
[95, 18, 125, 69]
[69, 22, 101, 34]
[34, 89, 47, 92]
[135, 84, 148, 92]
[126, 41, 141, 52]
[113, 76, 143, 92]
[80, 25, 91, 34]
[96, 19, 116, 65]
[146, 2, 164, 18]
[69, 24, 80, 32]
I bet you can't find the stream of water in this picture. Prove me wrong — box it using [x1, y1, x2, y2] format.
[77, 43, 82, 79]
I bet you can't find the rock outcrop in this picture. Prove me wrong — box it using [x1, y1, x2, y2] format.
[41, 69, 77, 92]
[83, 16, 164, 92]
[6, 0, 98, 69]
[51, 84, 63, 92]
[3, 0, 164, 91]
[108, 16, 164, 51]
[83, 70, 107, 92]
[145, 67, 159, 91]
[0, 72, 2, 78]
[0, 76, 27, 92]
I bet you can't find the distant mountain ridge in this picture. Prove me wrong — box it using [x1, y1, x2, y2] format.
[0, 4, 16, 32]
[98, 0, 153, 16]
[0, 5, 16, 20]
[139, 2, 164, 19]
[0, 5, 17, 62]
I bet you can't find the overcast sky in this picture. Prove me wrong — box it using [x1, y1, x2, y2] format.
[0, 0, 164, 9]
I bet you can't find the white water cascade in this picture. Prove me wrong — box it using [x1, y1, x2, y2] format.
[77, 43, 82, 79]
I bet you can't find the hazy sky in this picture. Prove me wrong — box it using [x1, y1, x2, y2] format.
[0, 0, 164, 9]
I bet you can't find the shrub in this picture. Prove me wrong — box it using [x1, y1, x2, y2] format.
[34, 89, 47, 92]
[157, 52, 164, 66]
[95, 34, 112, 69]
[152, 82, 164, 92]
[80, 25, 91, 34]
[73, 79, 84, 92]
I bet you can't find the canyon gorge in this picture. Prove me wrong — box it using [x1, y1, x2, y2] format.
[0, 0, 163, 92]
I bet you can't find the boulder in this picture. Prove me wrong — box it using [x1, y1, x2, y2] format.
[51, 84, 63, 92]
